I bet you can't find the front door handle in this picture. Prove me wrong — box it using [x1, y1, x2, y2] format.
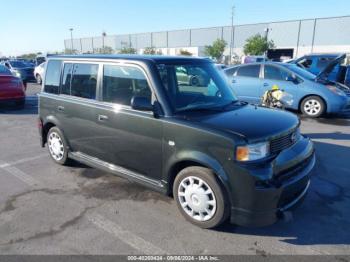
[232, 79, 236, 83]
[98, 115, 109, 121]
[57, 106, 65, 112]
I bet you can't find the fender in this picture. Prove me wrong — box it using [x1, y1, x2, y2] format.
[42, 116, 71, 150]
[164, 150, 233, 201]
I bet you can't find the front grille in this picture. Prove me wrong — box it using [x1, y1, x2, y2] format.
[270, 129, 298, 154]
[274, 154, 313, 183]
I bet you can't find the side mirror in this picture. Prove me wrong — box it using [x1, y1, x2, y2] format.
[131, 96, 153, 111]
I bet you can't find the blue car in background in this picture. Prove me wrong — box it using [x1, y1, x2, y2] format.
[224, 58, 350, 117]
[289, 53, 350, 87]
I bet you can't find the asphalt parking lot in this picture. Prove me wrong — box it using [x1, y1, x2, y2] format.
[0, 83, 349, 255]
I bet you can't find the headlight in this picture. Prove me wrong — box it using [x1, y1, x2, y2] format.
[11, 70, 21, 78]
[326, 85, 346, 96]
[236, 142, 270, 161]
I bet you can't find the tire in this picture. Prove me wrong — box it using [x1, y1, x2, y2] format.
[190, 76, 200, 86]
[173, 166, 229, 229]
[47, 127, 69, 165]
[36, 74, 42, 85]
[300, 96, 325, 118]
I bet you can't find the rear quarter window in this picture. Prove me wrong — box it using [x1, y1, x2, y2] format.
[44, 60, 62, 94]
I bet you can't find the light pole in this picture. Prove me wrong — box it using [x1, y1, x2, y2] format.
[264, 27, 271, 59]
[69, 28, 74, 54]
[102, 31, 107, 52]
[229, 5, 235, 65]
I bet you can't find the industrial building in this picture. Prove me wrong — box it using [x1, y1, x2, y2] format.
[64, 15, 350, 61]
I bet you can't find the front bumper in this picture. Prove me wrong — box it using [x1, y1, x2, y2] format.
[0, 96, 25, 104]
[227, 136, 315, 227]
[327, 95, 350, 113]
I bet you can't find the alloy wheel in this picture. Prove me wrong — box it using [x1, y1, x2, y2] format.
[303, 99, 322, 116]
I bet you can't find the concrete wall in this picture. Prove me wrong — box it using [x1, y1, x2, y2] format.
[64, 16, 350, 59]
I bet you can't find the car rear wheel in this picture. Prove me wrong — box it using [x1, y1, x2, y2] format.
[301, 96, 325, 118]
[173, 166, 228, 228]
[47, 127, 69, 165]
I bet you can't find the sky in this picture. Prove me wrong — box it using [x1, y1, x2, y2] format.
[0, 0, 349, 56]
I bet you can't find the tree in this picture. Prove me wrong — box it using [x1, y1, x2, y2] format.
[118, 47, 137, 54]
[93, 46, 114, 54]
[204, 39, 227, 61]
[143, 47, 163, 55]
[17, 53, 41, 60]
[64, 48, 77, 54]
[179, 49, 192, 56]
[143, 47, 157, 55]
[243, 34, 275, 56]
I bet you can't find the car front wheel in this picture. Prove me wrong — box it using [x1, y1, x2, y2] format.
[173, 167, 228, 228]
[301, 96, 325, 118]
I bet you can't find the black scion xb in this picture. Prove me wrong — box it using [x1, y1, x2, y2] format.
[38, 55, 315, 228]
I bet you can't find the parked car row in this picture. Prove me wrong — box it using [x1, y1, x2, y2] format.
[289, 53, 350, 87]
[0, 64, 26, 107]
[224, 56, 350, 118]
[1, 60, 35, 82]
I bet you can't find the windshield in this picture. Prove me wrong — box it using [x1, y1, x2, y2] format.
[10, 61, 27, 68]
[157, 62, 238, 113]
[282, 64, 316, 81]
[0, 65, 12, 75]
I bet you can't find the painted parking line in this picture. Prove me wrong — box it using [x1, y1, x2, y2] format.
[0, 154, 47, 169]
[0, 163, 41, 187]
[0, 155, 168, 254]
[88, 213, 167, 255]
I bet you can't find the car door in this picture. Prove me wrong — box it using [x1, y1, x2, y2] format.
[57, 62, 100, 157]
[231, 64, 262, 103]
[261, 64, 299, 107]
[92, 63, 163, 181]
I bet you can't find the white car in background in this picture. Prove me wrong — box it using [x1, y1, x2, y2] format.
[34, 62, 46, 84]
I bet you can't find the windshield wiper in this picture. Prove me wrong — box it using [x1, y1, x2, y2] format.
[176, 106, 223, 113]
[216, 100, 246, 110]
[176, 100, 245, 113]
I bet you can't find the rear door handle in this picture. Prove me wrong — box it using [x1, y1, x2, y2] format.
[232, 79, 236, 83]
[98, 115, 109, 121]
[263, 83, 269, 87]
[57, 106, 65, 112]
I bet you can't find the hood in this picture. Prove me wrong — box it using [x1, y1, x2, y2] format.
[186, 105, 299, 142]
[316, 53, 346, 81]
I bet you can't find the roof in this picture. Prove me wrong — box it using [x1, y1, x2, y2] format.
[305, 53, 343, 57]
[48, 54, 212, 64]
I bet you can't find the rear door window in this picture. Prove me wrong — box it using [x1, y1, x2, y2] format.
[61, 63, 73, 95]
[237, 65, 260, 78]
[44, 60, 62, 94]
[70, 63, 98, 99]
